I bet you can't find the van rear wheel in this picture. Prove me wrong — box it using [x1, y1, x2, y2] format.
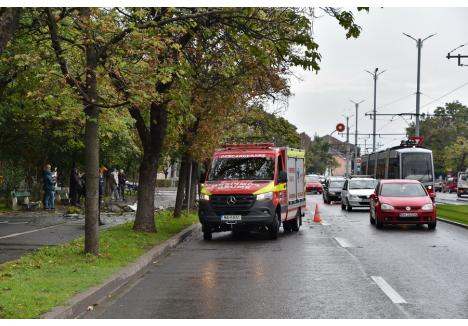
[291, 210, 301, 232]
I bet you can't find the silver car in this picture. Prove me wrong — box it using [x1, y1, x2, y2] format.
[341, 178, 378, 211]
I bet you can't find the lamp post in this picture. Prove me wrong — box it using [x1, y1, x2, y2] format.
[365, 68, 386, 152]
[350, 99, 365, 173]
[403, 33, 436, 137]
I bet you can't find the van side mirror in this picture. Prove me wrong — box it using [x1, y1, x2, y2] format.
[279, 171, 288, 183]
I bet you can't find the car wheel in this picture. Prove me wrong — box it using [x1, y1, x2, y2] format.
[268, 210, 280, 240]
[291, 210, 301, 232]
[203, 230, 212, 240]
[346, 200, 353, 212]
[370, 212, 376, 225]
[376, 217, 383, 229]
[341, 202, 346, 210]
[428, 221, 437, 230]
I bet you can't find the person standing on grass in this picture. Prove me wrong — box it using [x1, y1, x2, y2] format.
[98, 167, 106, 226]
[110, 168, 120, 200]
[42, 164, 55, 210]
[118, 169, 127, 201]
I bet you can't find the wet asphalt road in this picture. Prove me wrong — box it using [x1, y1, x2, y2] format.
[83, 193, 468, 319]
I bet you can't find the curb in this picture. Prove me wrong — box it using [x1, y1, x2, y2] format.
[437, 217, 468, 229]
[40, 223, 200, 319]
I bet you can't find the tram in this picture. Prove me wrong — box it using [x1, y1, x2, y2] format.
[360, 137, 435, 193]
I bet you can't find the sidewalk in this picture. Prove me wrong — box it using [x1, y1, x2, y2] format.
[0, 201, 137, 264]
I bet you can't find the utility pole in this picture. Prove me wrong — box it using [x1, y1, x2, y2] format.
[403, 33, 436, 136]
[350, 99, 365, 173]
[342, 114, 352, 177]
[365, 68, 386, 152]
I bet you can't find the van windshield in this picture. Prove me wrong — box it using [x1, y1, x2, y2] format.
[208, 157, 274, 181]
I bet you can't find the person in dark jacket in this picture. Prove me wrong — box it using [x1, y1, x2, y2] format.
[79, 172, 86, 204]
[98, 167, 106, 226]
[42, 164, 55, 210]
[69, 168, 82, 206]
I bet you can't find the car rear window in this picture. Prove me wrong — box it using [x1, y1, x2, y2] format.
[380, 183, 427, 197]
[329, 181, 345, 188]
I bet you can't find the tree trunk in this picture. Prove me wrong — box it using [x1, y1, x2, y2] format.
[184, 158, 192, 210]
[81, 7, 100, 255]
[133, 101, 168, 232]
[133, 153, 158, 232]
[84, 104, 100, 255]
[189, 160, 199, 209]
[0, 8, 21, 54]
[173, 157, 188, 218]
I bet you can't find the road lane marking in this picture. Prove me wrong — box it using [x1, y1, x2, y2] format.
[321, 221, 330, 225]
[334, 237, 352, 248]
[0, 223, 65, 240]
[371, 276, 407, 304]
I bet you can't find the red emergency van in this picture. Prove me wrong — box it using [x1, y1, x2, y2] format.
[199, 143, 306, 240]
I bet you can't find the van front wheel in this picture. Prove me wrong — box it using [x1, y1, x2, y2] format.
[268, 211, 280, 240]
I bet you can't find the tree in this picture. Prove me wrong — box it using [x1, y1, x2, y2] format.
[444, 137, 468, 173]
[45, 8, 136, 254]
[406, 101, 468, 175]
[305, 135, 338, 174]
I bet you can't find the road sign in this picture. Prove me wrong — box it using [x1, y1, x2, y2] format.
[336, 123, 345, 132]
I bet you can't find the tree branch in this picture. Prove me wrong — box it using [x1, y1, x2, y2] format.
[44, 8, 89, 101]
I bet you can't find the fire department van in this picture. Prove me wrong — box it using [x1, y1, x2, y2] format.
[199, 143, 306, 240]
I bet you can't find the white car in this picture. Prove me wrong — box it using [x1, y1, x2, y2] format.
[341, 178, 378, 211]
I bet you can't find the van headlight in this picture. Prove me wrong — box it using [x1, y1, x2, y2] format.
[422, 203, 433, 211]
[350, 195, 359, 200]
[381, 203, 394, 211]
[257, 192, 273, 201]
[200, 194, 210, 201]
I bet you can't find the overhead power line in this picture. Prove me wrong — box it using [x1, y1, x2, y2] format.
[420, 81, 468, 109]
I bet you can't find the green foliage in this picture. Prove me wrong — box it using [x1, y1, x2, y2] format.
[0, 211, 198, 318]
[227, 106, 302, 147]
[305, 135, 338, 174]
[443, 137, 468, 172]
[406, 101, 468, 175]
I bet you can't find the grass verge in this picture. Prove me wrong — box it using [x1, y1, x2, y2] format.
[0, 211, 198, 318]
[437, 204, 468, 225]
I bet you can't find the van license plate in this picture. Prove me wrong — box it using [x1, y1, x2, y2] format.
[221, 215, 242, 221]
[399, 212, 418, 217]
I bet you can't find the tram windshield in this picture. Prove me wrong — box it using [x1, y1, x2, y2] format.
[401, 152, 433, 183]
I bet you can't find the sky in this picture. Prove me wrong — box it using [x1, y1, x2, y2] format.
[279, 7, 468, 153]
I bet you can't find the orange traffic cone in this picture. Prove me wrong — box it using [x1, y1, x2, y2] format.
[313, 203, 322, 223]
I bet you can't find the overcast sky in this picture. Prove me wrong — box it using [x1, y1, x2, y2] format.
[279, 7, 468, 152]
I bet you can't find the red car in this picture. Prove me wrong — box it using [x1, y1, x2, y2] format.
[370, 179, 436, 230]
[305, 175, 323, 194]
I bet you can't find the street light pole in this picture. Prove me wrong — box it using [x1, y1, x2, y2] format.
[365, 68, 386, 152]
[350, 99, 365, 173]
[342, 114, 352, 177]
[403, 33, 436, 137]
